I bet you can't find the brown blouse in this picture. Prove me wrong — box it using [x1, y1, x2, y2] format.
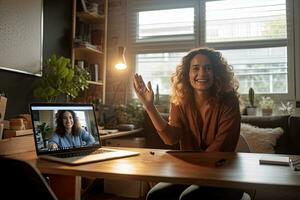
[158, 92, 241, 152]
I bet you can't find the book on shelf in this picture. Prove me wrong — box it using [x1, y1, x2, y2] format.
[80, 0, 88, 12]
[89, 64, 99, 81]
[91, 29, 103, 48]
[74, 40, 101, 52]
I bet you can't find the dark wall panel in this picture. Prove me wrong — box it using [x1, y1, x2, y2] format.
[43, 0, 72, 59]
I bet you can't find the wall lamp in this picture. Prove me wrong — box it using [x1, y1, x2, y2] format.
[114, 46, 127, 70]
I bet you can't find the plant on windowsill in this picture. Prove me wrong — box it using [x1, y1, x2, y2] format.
[113, 100, 144, 129]
[34, 54, 90, 102]
[259, 96, 274, 116]
[36, 122, 53, 148]
[246, 87, 257, 116]
[278, 101, 294, 115]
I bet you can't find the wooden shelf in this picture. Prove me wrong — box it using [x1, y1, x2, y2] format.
[74, 47, 103, 54]
[87, 80, 103, 86]
[3, 129, 33, 139]
[72, 0, 107, 104]
[77, 12, 105, 23]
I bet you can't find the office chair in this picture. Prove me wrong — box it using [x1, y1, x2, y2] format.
[0, 157, 57, 200]
[236, 135, 256, 200]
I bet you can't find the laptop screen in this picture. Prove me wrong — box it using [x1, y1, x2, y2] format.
[30, 103, 101, 155]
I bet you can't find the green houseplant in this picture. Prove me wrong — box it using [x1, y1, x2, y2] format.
[36, 122, 53, 148]
[246, 87, 257, 115]
[113, 101, 144, 128]
[34, 55, 90, 102]
[259, 96, 274, 116]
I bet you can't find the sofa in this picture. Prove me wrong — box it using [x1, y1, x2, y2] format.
[143, 112, 300, 155]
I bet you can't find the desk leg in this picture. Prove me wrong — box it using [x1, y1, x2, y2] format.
[48, 174, 81, 200]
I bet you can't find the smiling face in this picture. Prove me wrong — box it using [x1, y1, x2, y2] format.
[189, 53, 214, 95]
[62, 111, 74, 132]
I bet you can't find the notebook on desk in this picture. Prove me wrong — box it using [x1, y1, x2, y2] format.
[29, 103, 139, 165]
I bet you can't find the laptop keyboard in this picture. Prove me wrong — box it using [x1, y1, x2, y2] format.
[52, 149, 113, 158]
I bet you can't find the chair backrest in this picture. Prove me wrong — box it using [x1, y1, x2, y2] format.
[0, 157, 57, 200]
[235, 135, 256, 200]
[235, 134, 251, 153]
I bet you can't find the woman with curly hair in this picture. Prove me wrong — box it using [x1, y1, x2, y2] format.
[48, 110, 95, 150]
[133, 47, 243, 199]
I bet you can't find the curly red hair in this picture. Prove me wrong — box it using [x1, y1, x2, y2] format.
[170, 47, 239, 105]
[55, 110, 81, 137]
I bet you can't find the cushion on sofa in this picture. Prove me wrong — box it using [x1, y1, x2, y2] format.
[241, 115, 290, 154]
[235, 134, 251, 153]
[240, 123, 284, 153]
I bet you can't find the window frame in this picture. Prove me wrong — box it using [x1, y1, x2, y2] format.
[294, 1, 300, 102]
[127, 0, 296, 101]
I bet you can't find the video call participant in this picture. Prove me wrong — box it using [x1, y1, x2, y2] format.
[48, 110, 95, 150]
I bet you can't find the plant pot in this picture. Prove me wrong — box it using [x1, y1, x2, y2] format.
[246, 107, 257, 116]
[262, 108, 273, 116]
[43, 139, 49, 149]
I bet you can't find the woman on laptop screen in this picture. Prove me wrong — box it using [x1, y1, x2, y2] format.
[48, 110, 95, 150]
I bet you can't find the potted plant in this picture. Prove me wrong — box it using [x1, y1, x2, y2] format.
[246, 88, 257, 116]
[278, 101, 294, 115]
[259, 96, 274, 116]
[113, 101, 144, 129]
[36, 122, 53, 148]
[34, 54, 90, 102]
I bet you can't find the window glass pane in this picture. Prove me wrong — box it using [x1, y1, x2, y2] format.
[136, 52, 185, 95]
[220, 47, 287, 94]
[74, 111, 87, 128]
[206, 0, 287, 42]
[137, 8, 194, 42]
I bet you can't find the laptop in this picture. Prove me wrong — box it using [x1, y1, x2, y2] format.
[30, 103, 139, 165]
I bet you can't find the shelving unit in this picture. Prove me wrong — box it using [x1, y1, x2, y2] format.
[72, 0, 108, 103]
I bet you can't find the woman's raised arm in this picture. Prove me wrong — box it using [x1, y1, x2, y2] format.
[133, 73, 178, 144]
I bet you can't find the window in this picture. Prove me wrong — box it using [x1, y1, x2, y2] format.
[136, 52, 185, 94]
[205, 0, 287, 42]
[137, 8, 194, 42]
[75, 111, 87, 128]
[128, 0, 295, 99]
[205, 0, 290, 96]
[221, 47, 287, 94]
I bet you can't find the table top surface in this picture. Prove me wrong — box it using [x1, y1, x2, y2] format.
[7, 147, 300, 190]
[100, 128, 143, 140]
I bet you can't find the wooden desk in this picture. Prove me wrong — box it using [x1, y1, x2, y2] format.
[100, 128, 143, 140]
[7, 148, 300, 200]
